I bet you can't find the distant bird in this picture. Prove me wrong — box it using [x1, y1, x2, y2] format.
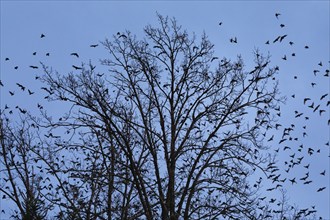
[230, 37, 237, 43]
[28, 89, 34, 95]
[71, 53, 79, 58]
[14, 66, 18, 69]
[46, 53, 50, 56]
[90, 44, 99, 48]
[5, 57, 9, 61]
[280, 24, 285, 28]
[289, 41, 294, 45]
[33, 52, 37, 55]
[265, 40, 270, 44]
[311, 82, 316, 87]
[320, 93, 328, 100]
[318, 61, 323, 66]
[282, 55, 287, 60]
[16, 83, 25, 91]
[0, 80, 3, 87]
[275, 13, 281, 19]
[40, 34, 45, 38]
[218, 22, 223, 26]
[72, 65, 82, 70]
[304, 45, 309, 49]
[289, 178, 296, 184]
[291, 53, 295, 56]
[9, 91, 15, 96]
[320, 170, 326, 176]
[317, 187, 326, 192]
[29, 65, 38, 69]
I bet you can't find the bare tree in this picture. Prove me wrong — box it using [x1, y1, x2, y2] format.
[0, 113, 50, 219]
[1, 14, 322, 220]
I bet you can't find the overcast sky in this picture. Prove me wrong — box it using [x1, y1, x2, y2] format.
[1, 1, 329, 219]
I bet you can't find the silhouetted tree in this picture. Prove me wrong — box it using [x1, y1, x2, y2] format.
[1, 14, 323, 220]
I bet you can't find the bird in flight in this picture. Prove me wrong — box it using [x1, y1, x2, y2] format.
[90, 44, 99, 48]
[5, 57, 9, 61]
[230, 37, 237, 43]
[71, 53, 79, 58]
[275, 13, 281, 19]
[29, 65, 38, 69]
[72, 65, 82, 70]
[40, 33, 45, 38]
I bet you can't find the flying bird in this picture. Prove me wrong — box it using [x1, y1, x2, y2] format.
[72, 65, 82, 70]
[29, 65, 38, 69]
[280, 24, 285, 28]
[16, 83, 25, 91]
[317, 187, 326, 192]
[218, 22, 223, 26]
[71, 53, 79, 58]
[230, 37, 237, 43]
[275, 13, 281, 19]
[33, 52, 37, 55]
[14, 66, 18, 69]
[5, 57, 9, 61]
[90, 44, 99, 48]
[40, 34, 45, 38]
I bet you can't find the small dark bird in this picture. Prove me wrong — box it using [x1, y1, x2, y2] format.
[320, 93, 328, 100]
[28, 89, 34, 95]
[14, 66, 18, 69]
[219, 22, 223, 26]
[16, 83, 25, 91]
[33, 52, 37, 55]
[46, 53, 50, 56]
[71, 53, 79, 58]
[317, 187, 326, 192]
[72, 65, 82, 70]
[0, 80, 3, 86]
[29, 65, 38, 69]
[282, 55, 287, 60]
[280, 24, 285, 28]
[90, 44, 99, 47]
[40, 34, 45, 38]
[318, 61, 323, 66]
[230, 37, 237, 43]
[304, 45, 309, 49]
[265, 40, 270, 45]
[273, 36, 281, 43]
[291, 53, 295, 56]
[5, 57, 9, 61]
[289, 41, 294, 45]
[9, 91, 15, 96]
[289, 178, 296, 184]
[311, 82, 316, 87]
[320, 170, 326, 176]
[275, 13, 281, 19]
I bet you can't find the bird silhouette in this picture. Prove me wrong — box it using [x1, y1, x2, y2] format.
[40, 34, 45, 38]
[29, 65, 38, 69]
[317, 187, 326, 192]
[5, 57, 9, 61]
[280, 24, 285, 28]
[275, 13, 281, 19]
[14, 66, 18, 69]
[16, 83, 25, 91]
[33, 52, 37, 55]
[90, 44, 99, 47]
[71, 53, 79, 58]
[72, 65, 82, 70]
[230, 37, 237, 43]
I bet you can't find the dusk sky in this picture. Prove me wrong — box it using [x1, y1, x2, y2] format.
[1, 1, 329, 219]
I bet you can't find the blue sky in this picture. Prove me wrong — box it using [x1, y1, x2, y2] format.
[1, 1, 329, 219]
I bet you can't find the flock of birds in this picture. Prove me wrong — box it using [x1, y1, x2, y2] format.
[0, 11, 329, 219]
